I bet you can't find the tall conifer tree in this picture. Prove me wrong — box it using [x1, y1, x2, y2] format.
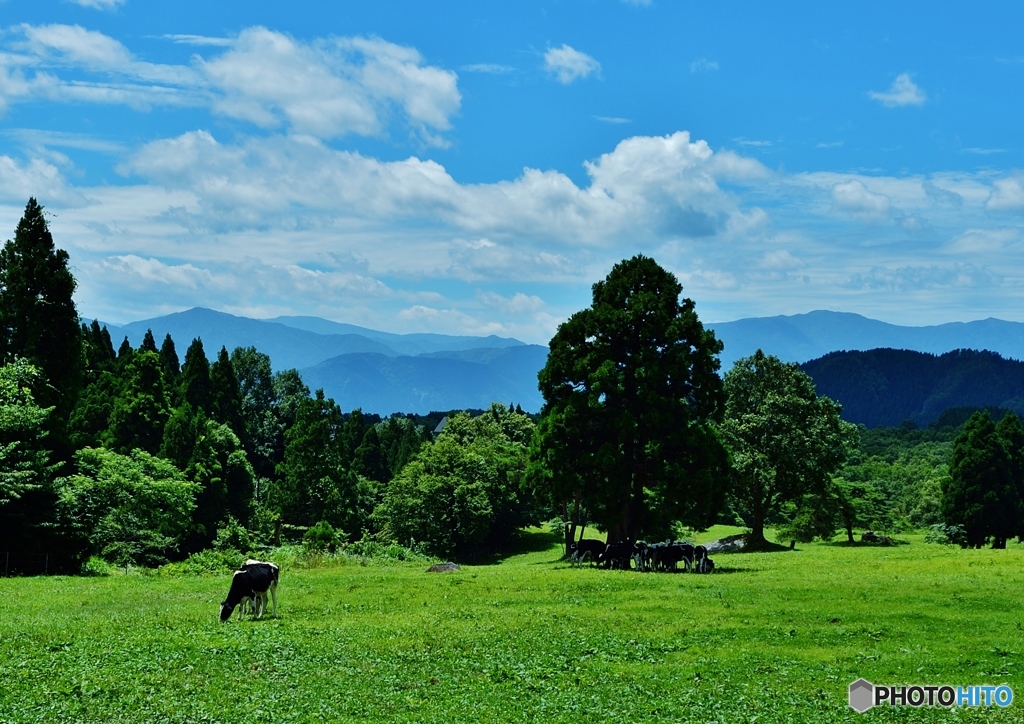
[210, 346, 244, 439]
[0, 198, 83, 436]
[140, 329, 158, 353]
[180, 338, 211, 414]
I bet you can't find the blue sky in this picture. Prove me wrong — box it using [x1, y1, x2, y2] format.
[1, 0, 1023, 342]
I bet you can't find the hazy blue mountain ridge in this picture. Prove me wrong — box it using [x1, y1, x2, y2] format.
[709, 310, 1024, 371]
[94, 307, 1024, 418]
[265, 315, 525, 356]
[102, 308, 525, 371]
[298, 345, 549, 415]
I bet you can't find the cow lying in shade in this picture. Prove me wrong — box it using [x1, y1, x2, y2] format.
[220, 560, 279, 622]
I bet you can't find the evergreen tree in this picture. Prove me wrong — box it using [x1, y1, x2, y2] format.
[105, 351, 169, 455]
[352, 425, 389, 484]
[341, 408, 365, 465]
[996, 412, 1024, 540]
[82, 320, 117, 381]
[180, 338, 211, 414]
[275, 389, 348, 527]
[0, 198, 83, 441]
[68, 372, 119, 450]
[159, 333, 181, 406]
[140, 329, 158, 353]
[531, 255, 729, 546]
[943, 411, 1016, 548]
[161, 403, 203, 470]
[231, 347, 279, 479]
[116, 336, 133, 364]
[210, 346, 244, 439]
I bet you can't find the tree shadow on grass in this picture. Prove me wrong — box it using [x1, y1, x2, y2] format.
[456, 528, 563, 566]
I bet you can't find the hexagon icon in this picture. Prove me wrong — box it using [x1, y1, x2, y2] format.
[849, 679, 874, 713]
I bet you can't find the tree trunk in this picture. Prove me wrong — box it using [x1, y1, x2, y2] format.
[846, 524, 854, 544]
[748, 512, 768, 549]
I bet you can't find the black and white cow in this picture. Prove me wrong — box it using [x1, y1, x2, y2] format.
[568, 539, 606, 567]
[220, 560, 279, 622]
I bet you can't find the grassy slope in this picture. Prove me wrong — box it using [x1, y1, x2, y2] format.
[2, 529, 1023, 723]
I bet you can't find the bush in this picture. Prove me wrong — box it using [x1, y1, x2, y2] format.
[213, 516, 253, 554]
[81, 556, 114, 576]
[303, 520, 343, 553]
[158, 548, 249, 576]
[924, 523, 967, 547]
[345, 538, 431, 562]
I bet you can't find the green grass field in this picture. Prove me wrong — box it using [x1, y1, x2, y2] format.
[2, 528, 1023, 723]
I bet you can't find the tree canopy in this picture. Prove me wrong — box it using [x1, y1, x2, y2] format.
[721, 350, 856, 547]
[942, 410, 1019, 548]
[531, 255, 728, 545]
[0, 198, 83, 441]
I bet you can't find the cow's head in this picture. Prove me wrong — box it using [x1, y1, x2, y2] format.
[219, 601, 234, 622]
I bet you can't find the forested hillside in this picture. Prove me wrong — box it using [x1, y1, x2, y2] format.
[0, 199, 541, 573]
[800, 348, 1024, 428]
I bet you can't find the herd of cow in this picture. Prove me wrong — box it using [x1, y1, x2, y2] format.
[568, 539, 715, 573]
[219, 542, 713, 621]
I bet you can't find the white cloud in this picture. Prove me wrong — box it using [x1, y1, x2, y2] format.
[594, 116, 631, 124]
[162, 34, 233, 47]
[986, 176, 1024, 212]
[0, 154, 80, 204]
[544, 44, 600, 84]
[119, 129, 764, 248]
[947, 228, 1022, 253]
[461, 63, 514, 74]
[477, 291, 546, 314]
[201, 29, 461, 143]
[963, 147, 1006, 155]
[869, 72, 926, 107]
[67, 0, 127, 10]
[690, 58, 718, 73]
[15, 120, 1024, 338]
[830, 179, 892, 221]
[1, 25, 461, 144]
[759, 250, 805, 270]
[845, 263, 994, 291]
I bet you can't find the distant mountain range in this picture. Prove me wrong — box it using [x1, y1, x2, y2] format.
[708, 311, 1024, 371]
[103, 308, 541, 414]
[98, 307, 1024, 417]
[801, 349, 1024, 428]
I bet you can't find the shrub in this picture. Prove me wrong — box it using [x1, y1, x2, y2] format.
[158, 548, 248, 576]
[303, 520, 342, 553]
[213, 516, 253, 554]
[924, 523, 967, 547]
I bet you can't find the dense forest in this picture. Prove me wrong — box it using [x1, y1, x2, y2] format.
[801, 348, 1024, 428]
[3, 199, 1022, 575]
[0, 200, 541, 572]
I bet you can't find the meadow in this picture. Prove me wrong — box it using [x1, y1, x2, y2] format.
[2, 528, 1023, 723]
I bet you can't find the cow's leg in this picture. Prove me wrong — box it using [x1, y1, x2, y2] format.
[269, 581, 278, 618]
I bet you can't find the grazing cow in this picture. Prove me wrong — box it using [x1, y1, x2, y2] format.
[220, 560, 279, 622]
[598, 540, 636, 570]
[693, 545, 715, 574]
[569, 539, 606, 567]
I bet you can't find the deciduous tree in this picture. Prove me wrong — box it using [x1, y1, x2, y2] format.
[722, 351, 856, 548]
